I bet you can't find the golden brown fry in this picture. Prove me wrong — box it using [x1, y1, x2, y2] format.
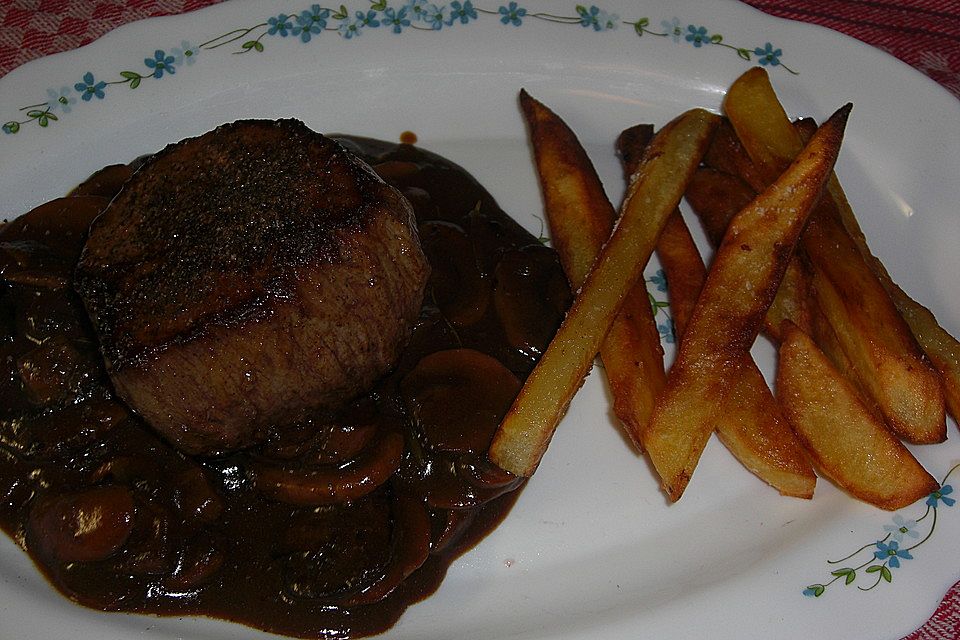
[724, 67, 946, 443]
[703, 118, 766, 192]
[777, 321, 938, 510]
[616, 127, 705, 337]
[715, 357, 817, 498]
[518, 90, 665, 450]
[644, 104, 849, 501]
[652, 214, 705, 336]
[489, 108, 720, 477]
[803, 213, 945, 442]
[647, 180, 815, 499]
[619, 130, 814, 496]
[684, 167, 756, 247]
[684, 166, 813, 339]
[794, 118, 960, 423]
[883, 287, 960, 423]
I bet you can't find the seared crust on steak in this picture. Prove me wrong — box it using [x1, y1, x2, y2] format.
[76, 120, 430, 455]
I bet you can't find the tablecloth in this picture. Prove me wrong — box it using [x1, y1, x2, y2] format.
[0, 1, 958, 638]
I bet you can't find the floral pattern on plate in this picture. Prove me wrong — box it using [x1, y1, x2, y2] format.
[2, 2, 796, 136]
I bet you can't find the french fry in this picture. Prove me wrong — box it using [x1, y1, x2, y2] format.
[518, 90, 665, 450]
[619, 129, 815, 498]
[724, 67, 946, 443]
[644, 104, 850, 501]
[615, 125, 705, 336]
[703, 118, 766, 192]
[794, 118, 960, 424]
[489, 108, 720, 477]
[777, 321, 938, 510]
[684, 166, 813, 339]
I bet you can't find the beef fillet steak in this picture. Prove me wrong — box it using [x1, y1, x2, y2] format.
[75, 120, 430, 455]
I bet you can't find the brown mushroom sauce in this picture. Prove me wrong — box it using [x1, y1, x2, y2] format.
[0, 136, 571, 638]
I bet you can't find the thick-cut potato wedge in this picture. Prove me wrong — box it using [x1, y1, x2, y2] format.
[644, 105, 849, 501]
[616, 126, 705, 336]
[684, 167, 756, 246]
[518, 90, 665, 450]
[803, 214, 945, 442]
[703, 118, 766, 192]
[881, 284, 960, 424]
[652, 214, 705, 337]
[620, 134, 815, 498]
[684, 166, 812, 339]
[489, 108, 720, 477]
[794, 118, 960, 424]
[777, 321, 938, 510]
[724, 67, 946, 443]
[714, 357, 816, 498]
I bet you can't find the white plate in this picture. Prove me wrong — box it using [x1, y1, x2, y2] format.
[1, 1, 959, 638]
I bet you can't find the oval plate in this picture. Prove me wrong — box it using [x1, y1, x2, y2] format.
[1, 1, 958, 639]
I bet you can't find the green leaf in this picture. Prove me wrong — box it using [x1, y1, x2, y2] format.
[575, 4, 587, 14]
[805, 584, 825, 597]
[120, 71, 142, 88]
[371, 0, 387, 9]
[865, 565, 882, 573]
[737, 48, 751, 61]
[829, 567, 857, 585]
[333, 4, 348, 19]
[633, 21, 644, 36]
[37, 114, 49, 127]
[45, 112, 58, 121]
[710, 33, 723, 44]
[254, 41, 264, 52]
[638, 17, 649, 27]
[881, 566, 892, 583]
[26, 110, 45, 119]
[3, 121, 20, 134]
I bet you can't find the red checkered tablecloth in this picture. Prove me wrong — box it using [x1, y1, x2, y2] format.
[0, 1, 958, 639]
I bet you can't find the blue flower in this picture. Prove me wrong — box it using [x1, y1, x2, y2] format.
[926, 485, 955, 508]
[356, 9, 381, 28]
[447, 0, 477, 24]
[383, 7, 411, 33]
[649, 269, 668, 293]
[144, 49, 176, 79]
[499, 2, 527, 26]
[657, 319, 676, 344]
[754, 42, 782, 66]
[405, 0, 430, 22]
[338, 14, 364, 39]
[575, 6, 617, 31]
[577, 5, 601, 30]
[294, 5, 329, 42]
[422, 4, 447, 29]
[882, 514, 920, 543]
[874, 540, 913, 569]
[74, 72, 107, 101]
[170, 40, 200, 66]
[267, 13, 293, 36]
[45, 86, 76, 113]
[662, 17, 681, 42]
[685, 25, 710, 48]
[597, 10, 619, 31]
